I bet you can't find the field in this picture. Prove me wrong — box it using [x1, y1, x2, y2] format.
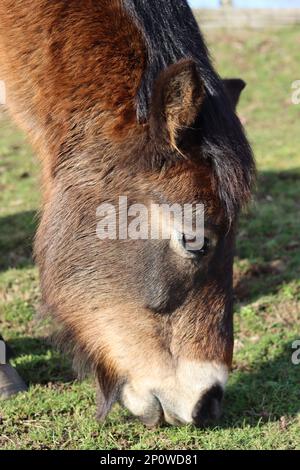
[0, 26, 300, 450]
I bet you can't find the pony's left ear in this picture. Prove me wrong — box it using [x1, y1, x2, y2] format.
[223, 78, 246, 109]
[150, 59, 205, 148]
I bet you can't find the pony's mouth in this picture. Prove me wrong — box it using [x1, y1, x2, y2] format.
[154, 384, 224, 428]
[124, 386, 224, 428]
[121, 361, 228, 427]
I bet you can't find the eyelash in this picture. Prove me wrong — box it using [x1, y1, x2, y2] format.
[181, 235, 210, 256]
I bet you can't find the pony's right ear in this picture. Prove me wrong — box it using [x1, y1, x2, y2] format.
[223, 78, 246, 109]
[150, 59, 205, 149]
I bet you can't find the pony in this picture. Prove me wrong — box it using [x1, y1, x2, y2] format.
[0, 0, 255, 426]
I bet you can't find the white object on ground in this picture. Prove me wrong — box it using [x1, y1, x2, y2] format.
[0, 364, 27, 399]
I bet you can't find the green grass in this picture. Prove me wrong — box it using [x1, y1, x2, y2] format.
[0, 27, 300, 450]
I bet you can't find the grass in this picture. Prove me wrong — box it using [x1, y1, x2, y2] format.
[0, 26, 300, 450]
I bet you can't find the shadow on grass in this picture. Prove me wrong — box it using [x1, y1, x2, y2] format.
[234, 169, 300, 304]
[0, 210, 37, 271]
[221, 340, 300, 427]
[8, 336, 75, 386]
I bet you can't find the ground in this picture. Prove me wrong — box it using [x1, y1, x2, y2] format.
[0, 26, 299, 450]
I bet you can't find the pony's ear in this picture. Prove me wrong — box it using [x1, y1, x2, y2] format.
[223, 78, 246, 109]
[150, 59, 205, 149]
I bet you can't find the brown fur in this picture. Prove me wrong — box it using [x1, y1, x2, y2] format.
[0, 0, 146, 197]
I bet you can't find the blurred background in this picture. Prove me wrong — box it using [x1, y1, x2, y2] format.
[189, 0, 300, 7]
[189, 0, 300, 28]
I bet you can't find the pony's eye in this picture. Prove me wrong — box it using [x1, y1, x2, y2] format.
[171, 232, 211, 259]
[182, 235, 210, 256]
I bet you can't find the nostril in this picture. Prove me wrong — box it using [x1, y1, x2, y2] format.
[192, 384, 224, 428]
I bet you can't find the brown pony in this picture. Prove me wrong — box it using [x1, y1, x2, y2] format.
[0, 0, 255, 426]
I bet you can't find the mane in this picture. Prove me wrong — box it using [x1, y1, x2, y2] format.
[124, 0, 214, 121]
[124, 0, 255, 219]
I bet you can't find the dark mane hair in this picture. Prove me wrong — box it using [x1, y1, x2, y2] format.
[125, 0, 255, 219]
